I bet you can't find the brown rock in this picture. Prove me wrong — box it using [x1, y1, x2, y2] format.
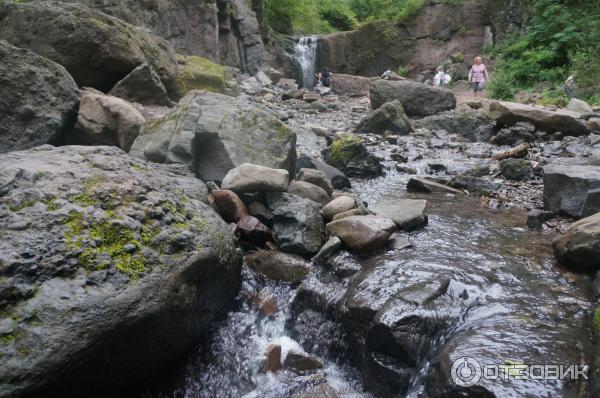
[284, 350, 323, 373]
[326, 215, 396, 253]
[236, 215, 273, 245]
[265, 344, 282, 373]
[212, 189, 248, 223]
[322, 196, 356, 220]
[588, 118, 600, 131]
[256, 288, 278, 316]
[288, 180, 331, 205]
[331, 73, 371, 97]
[245, 250, 312, 284]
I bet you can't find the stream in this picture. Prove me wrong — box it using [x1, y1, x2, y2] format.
[142, 164, 593, 397]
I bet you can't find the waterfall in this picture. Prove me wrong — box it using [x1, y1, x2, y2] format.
[293, 36, 318, 89]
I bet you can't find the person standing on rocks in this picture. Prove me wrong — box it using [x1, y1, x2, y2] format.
[320, 67, 331, 88]
[564, 75, 575, 98]
[469, 56, 489, 97]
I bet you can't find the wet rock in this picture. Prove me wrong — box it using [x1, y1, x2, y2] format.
[0, 1, 178, 95]
[0, 145, 241, 398]
[245, 250, 311, 284]
[491, 122, 536, 146]
[500, 159, 533, 181]
[407, 177, 465, 194]
[327, 215, 396, 253]
[331, 73, 371, 97]
[266, 193, 326, 255]
[554, 212, 600, 273]
[109, 64, 172, 107]
[265, 343, 282, 373]
[235, 215, 273, 246]
[284, 350, 324, 373]
[567, 98, 594, 114]
[312, 236, 343, 265]
[527, 209, 554, 229]
[488, 101, 589, 136]
[388, 237, 413, 251]
[322, 196, 357, 221]
[248, 201, 273, 224]
[0, 41, 79, 153]
[543, 165, 600, 218]
[324, 134, 383, 178]
[296, 155, 351, 190]
[222, 163, 289, 193]
[412, 106, 495, 141]
[130, 91, 296, 181]
[288, 181, 331, 205]
[67, 89, 145, 151]
[371, 199, 428, 230]
[296, 168, 334, 196]
[370, 79, 456, 117]
[356, 100, 413, 136]
[396, 165, 418, 174]
[212, 189, 248, 223]
[449, 175, 500, 194]
[256, 289, 278, 316]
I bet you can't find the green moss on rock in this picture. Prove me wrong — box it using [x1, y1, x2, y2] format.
[174, 55, 225, 99]
[327, 134, 363, 163]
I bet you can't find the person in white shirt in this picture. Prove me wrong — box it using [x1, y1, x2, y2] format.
[434, 70, 445, 88]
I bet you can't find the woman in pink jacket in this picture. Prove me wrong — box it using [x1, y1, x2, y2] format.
[469, 56, 489, 97]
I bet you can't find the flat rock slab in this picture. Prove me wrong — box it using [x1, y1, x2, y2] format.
[370, 79, 456, 117]
[372, 199, 428, 230]
[543, 164, 600, 218]
[488, 101, 589, 136]
[327, 215, 396, 253]
[222, 163, 289, 193]
[407, 177, 465, 195]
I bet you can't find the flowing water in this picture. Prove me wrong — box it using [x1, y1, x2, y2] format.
[144, 166, 593, 397]
[293, 36, 318, 89]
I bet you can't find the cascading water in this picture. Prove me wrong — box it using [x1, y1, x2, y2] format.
[293, 36, 318, 89]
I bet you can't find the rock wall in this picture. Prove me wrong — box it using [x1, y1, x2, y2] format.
[316, 0, 526, 77]
[58, 0, 265, 74]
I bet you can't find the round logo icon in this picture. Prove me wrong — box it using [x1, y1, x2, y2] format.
[451, 356, 482, 387]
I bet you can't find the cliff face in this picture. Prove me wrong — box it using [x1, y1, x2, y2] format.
[315, 0, 527, 77]
[59, 0, 265, 74]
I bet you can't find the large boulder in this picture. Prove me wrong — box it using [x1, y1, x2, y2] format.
[567, 98, 594, 114]
[371, 199, 428, 230]
[109, 63, 173, 107]
[130, 91, 297, 181]
[0, 1, 178, 95]
[370, 79, 456, 117]
[66, 89, 145, 151]
[0, 40, 79, 153]
[266, 193, 326, 255]
[488, 101, 589, 136]
[411, 106, 495, 142]
[331, 74, 371, 97]
[553, 212, 600, 273]
[543, 165, 600, 218]
[356, 100, 413, 136]
[0, 145, 241, 397]
[326, 215, 396, 253]
[173, 55, 227, 98]
[324, 135, 383, 179]
[221, 163, 289, 193]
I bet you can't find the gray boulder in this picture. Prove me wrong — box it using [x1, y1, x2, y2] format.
[553, 212, 600, 273]
[491, 122, 536, 146]
[500, 159, 533, 181]
[109, 64, 173, 107]
[370, 79, 456, 117]
[543, 165, 600, 218]
[130, 91, 296, 181]
[372, 199, 428, 230]
[324, 135, 383, 179]
[66, 89, 145, 151]
[296, 155, 351, 190]
[221, 163, 289, 193]
[0, 40, 79, 153]
[245, 250, 312, 284]
[326, 215, 396, 253]
[0, 145, 241, 397]
[488, 101, 589, 136]
[449, 175, 500, 194]
[288, 180, 331, 205]
[296, 168, 334, 196]
[266, 193, 326, 255]
[567, 98, 593, 114]
[0, 1, 178, 95]
[356, 100, 413, 135]
[412, 106, 495, 142]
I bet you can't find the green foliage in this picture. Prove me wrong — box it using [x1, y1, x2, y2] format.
[488, 0, 599, 102]
[397, 65, 409, 77]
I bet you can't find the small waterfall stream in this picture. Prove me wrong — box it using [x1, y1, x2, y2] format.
[293, 36, 318, 89]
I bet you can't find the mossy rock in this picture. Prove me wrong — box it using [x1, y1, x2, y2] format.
[325, 134, 383, 178]
[174, 55, 226, 99]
